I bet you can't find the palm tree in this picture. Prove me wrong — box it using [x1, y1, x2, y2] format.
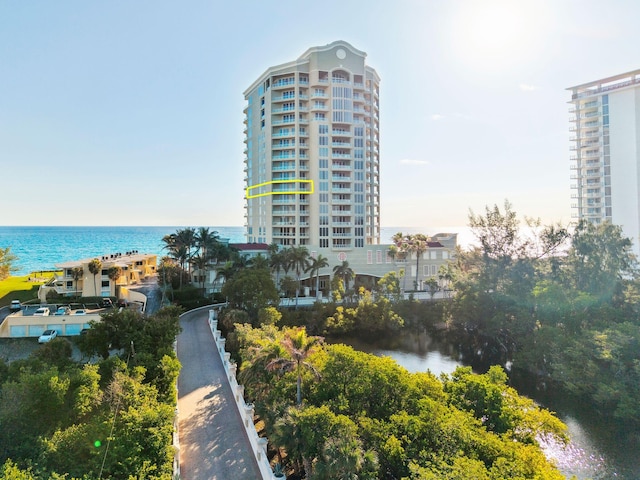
[190, 254, 209, 294]
[107, 266, 122, 299]
[214, 261, 237, 290]
[270, 250, 287, 290]
[250, 254, 270, 271]
[88, 258, 102, 297]
[406, 233, 429, 290]
[285, 246, 310, 308]
[307, 254, 329, 300]
[266, 327, 323, 405]
[332, 260, 354, 292]
[196, 227, 220, 261]
[72, 266, 84, 298]
[176, 227, 197, 276]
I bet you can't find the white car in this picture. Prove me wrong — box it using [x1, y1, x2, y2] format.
[10, 300, 22, 312]
[33, 307, 50, 316]
[38, 329, 57, 343]
[54, 306, 71, 316]
[73, 309, 87, 315]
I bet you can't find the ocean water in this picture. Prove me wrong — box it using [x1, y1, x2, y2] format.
[0, 226, 472, 276]
[0, 226, 245, 276]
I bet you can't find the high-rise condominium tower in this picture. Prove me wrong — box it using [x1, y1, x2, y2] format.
[568, 69, 640, 250]
[243, 40, 380, 248]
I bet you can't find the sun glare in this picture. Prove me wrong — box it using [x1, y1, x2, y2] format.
[451, 0, 548, 72]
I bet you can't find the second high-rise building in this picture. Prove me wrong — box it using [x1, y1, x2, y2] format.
[568, 69, 640, 251]
[243, 40, 380, 249]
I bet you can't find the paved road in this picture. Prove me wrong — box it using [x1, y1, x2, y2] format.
[177, 309, 262, 480]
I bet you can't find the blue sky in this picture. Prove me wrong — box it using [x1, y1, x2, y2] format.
[1, 0, 639, 230]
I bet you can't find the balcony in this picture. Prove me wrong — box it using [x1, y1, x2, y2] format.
[332, 142, 351, 148]
[272, 107, 297, 114]
[273, 143, 296, 150]
[272, 131, 295, 139]
[272, 165, 296, 172]
[272, 78, 296, 88]
[332, 175, 351, 182]
[272, 119, 296, 126]
[332, 129, 352, 136]
[272, 94, 297, 102]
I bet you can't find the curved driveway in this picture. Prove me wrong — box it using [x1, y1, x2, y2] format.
[177, 309, 262, 480]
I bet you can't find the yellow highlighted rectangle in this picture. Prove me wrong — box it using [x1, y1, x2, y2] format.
[246, 179, 314, 199]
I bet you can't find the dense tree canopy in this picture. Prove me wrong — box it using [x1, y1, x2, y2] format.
[447, 202, 640, 428]
[233, 324, 568, 479]
[0, 307, 182, 479]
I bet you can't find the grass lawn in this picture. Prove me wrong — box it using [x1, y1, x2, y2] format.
[0, 272, 57, 307]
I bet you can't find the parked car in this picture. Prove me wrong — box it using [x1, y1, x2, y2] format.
[100, 298, 113, 308]
[54, 306, 71, 316]
[38, 329, 57, 343]
[10, 300, 22, 312]
[73, 309, 87, 315]
[33, 307, 50, 316]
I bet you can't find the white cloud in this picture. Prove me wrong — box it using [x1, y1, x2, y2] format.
[519, 83, 539, 92]
[399, 159, 430, 166]
[431, 113, 445, 121]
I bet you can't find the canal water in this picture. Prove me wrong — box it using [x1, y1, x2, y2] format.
[331, 332, 639, 480]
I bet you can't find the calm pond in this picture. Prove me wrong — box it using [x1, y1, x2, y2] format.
[332, 331, 640, 480]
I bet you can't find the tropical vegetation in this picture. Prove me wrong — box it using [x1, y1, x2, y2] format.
[0, 307, 182, 479]
[232, 323, 569, 479]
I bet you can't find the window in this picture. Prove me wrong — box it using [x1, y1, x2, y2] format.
[377, 250, 383, 263]
[319, 193, 329, 202]
[319, 159, 328, 168]
[319, 182, 328, 191]
[314, 113, 326, 120]
[355, 239, 364, 247]
[367, 250, 373, 264]
[319, 136, 328, 145]
[319, 170, 328, 180]
[101, 280, 110, 288]
[320, 239, 329, 248]
[319, 227, 329, 237]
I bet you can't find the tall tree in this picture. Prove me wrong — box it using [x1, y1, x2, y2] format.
[267, 327, 323, 405]
[195, 227, 219, 261]
[87, 258, 102, 297]
[286, 246, 310, 308]
[72, 266, 84, 298]
[221, 268, 279, 321]
[190, 254, 209, 295]
[567, 219, 637, 297]
[0, 247, 17, 281]
[107, 266, 122, 299]
[307, 254, 329, 300]
[333, 260, 354, 292]
[406, 233, 429, 290]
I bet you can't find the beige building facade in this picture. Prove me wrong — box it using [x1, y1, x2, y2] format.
[244, 40, 381, 249]
[39, 252, 158, 301]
